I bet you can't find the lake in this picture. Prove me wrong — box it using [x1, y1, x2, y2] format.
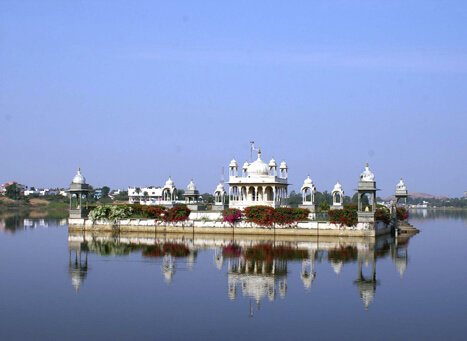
[1, 210, 466, 340]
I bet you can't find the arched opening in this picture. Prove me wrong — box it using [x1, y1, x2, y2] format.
[303, 187, 313, 203]
[334, 193, 341, 204]
[248, 187, 255, 201]
[265, 187, 273, 201]
[257, 187, 263, 202]
[359, 193, 372, 212]
[241, 187, 247, 201]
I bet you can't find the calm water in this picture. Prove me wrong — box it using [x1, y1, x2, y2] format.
[1, 211, 467, 340]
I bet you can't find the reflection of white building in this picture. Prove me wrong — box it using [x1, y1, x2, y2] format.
[227, 257, 287, 304]
[228, 149, 289, 209]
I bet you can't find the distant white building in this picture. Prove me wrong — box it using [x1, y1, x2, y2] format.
[0, 181, 27, 196]
[128, 177, 178, 206]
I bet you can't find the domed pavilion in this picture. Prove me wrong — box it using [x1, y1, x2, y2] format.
[228, 148, 289, 209]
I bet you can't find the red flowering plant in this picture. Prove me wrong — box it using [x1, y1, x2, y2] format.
[375, 207, 391, 225]
[143, 205, 167, 220]
[273, 207, 310, 226]
[164, 205, 191, 222]
[328, 204, 358, 227]
[396, 207, 409, 221]
[244, 206, 276, 226]
[222, 208, 242, 226]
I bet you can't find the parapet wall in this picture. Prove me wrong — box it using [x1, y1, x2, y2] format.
[68, 217, 392, 237]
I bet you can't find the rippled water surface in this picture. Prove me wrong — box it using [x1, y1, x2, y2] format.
[1, 211, 466, 340]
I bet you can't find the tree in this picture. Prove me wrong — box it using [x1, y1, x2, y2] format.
[101, 186, 110, 198]
[287, 190, 302, 207]
[201, 193, 214, 204]
[5, 183, 20, 200]
[177, 189, 185, 200]
[114, 191, 129, 201]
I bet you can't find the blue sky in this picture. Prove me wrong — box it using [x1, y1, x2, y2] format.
[1, 0, 466, 197]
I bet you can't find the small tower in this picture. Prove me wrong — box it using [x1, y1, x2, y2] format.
[212, 182, 228, 211]
[331, 182, 344, 210]
[300, 176, 317, 213]
[229, 159, 238, 177]
[68, 168, 92, 219]
[279, 161, 288, 179]
[162, 177, 177, 206]
[395, 178, 408, 206]
[242, 161, 249, 177]
[268, 158, 277, 176]
[184, 179, 206, 211]
[357, 163, 378, 223]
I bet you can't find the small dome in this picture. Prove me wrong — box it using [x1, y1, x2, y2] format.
[187, 179, 196, 191]
[332, 182, 343, 192]
[229, 159, 238, 168]
[247, 152, 269, 176]
[165, 177, 175, 187]
[280, 161, 288, 169]
[360, 163, 375, 182]
[215, 182, 225, 193]
[72, 168, 86, 184]
[242, 161, 250, 169]
[268, 158, 277, 167]
[396, 178, 407, 191]
[301, 176, 316, 191]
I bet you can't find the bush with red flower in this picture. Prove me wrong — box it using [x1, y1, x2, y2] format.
[375, 207, 391, 224]
[164, 205, 191, 222]
[143, 205, 167, 220]
[396, 207, 409, 221]
[328, 204, 358, 227]
[244, 206, 276, 226]
[222, 208, 242, 225]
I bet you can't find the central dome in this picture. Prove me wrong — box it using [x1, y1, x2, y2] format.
[247, 150, 269, 176]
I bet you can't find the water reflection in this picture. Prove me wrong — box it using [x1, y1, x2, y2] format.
[409, 208, 467, 221]
[68, 231, 415, 312]
[0, 213, 67, 233]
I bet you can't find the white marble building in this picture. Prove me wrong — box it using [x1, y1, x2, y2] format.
[227, 149, 289, 209]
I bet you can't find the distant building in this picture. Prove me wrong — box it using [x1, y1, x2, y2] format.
[128, 177, 178, 206]
[0, 181, 27, 196]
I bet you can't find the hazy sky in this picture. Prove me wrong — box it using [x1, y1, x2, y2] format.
[1, 1, 466, 197]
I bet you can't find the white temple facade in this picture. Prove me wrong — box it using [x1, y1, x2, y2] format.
[227, 149, 289, 209]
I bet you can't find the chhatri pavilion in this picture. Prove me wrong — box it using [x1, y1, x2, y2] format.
[227, 148, 289, 209]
